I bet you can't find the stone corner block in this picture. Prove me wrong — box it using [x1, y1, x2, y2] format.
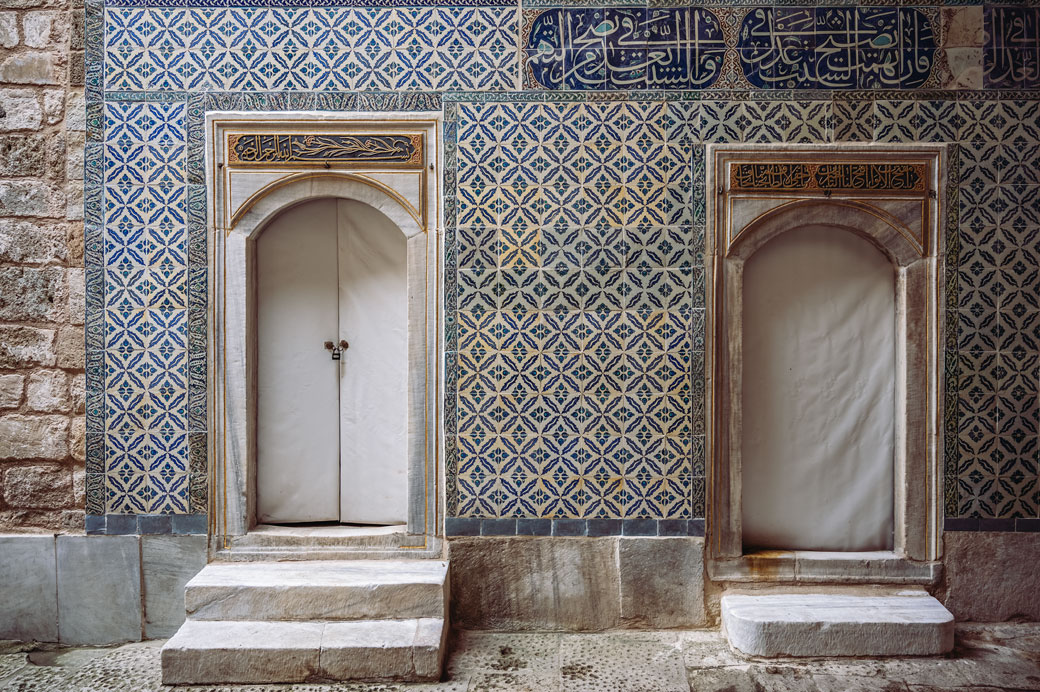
[142, 534, 208, 639]
[618, 536, 705, 629]
[0, 534, 58, 641]
[56, 535, 142, 645]
[447, 536, 620, 631]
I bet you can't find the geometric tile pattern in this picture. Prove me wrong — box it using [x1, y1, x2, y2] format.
[104, 7, 519, 92]
[454, 100, 711, 518]
[87, 0, 1040, 527]
[101, 101, 191, 514]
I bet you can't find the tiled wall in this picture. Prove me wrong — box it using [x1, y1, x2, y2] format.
[84, 1, 1040, 533]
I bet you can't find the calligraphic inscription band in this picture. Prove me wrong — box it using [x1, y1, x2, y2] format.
[526, 8, 725, 90]
[984, 6, 1040, 89]
[738, 7, 936, 89]
[731, 163, 926, 192]
[227, 134, 423, 166]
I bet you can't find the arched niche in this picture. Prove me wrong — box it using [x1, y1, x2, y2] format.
[706, 145, 947, 582]
[206, 113, 443, 558]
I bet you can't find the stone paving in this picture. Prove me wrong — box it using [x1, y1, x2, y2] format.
[1, 623, 1038, 692]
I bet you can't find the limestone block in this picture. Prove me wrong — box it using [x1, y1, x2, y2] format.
[69, 10, 83, 51]
[26, 369, 68, 412]
[0, 53, 60, 85]
[64, 181, 82, 221]
[448, 536, 621, 631]
[56, 535, 142, 645]
[71, 466, 84, 506]
[412, 617, 448, 680]
[55, 326, 83, 369]
[66, 267, 83, 324]
[0, 326, 55, 368]
[65, 223, 82, 263]
[162, 620, 323, 684]
[722, 592, 954, 657]
[142, 535, 207, 639]
[68, 416, 84, 462]
[69, 374, 84, 413]
[2, 463, 72, 509]
[65, 131, 84, 181]
[42, 88, 62, 125]
[0, 180, 61, 217]
[942, 532, 1040, 622]
[64, 91, 84, 132]
[0, 219, 68, 263]
[0, 373, 24, 408]
[320, 619, 435, 680]
[0, 414, 68, 459]
[0, 89, 41, 131]
[0, 13, 17, 48]
[0, 135, 65, 178]
[0, 534, 57, 641]
[618, 537, 705, 628]
[185, 560, 448, 622]
[0, 267, 66, 321]
[22, 12, 55, 48]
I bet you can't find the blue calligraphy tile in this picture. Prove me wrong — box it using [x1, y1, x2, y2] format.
[739, 7, 934, 90]
[526, 8, 724, 91]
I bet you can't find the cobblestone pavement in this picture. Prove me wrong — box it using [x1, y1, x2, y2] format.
[1, 624, 1038, 692]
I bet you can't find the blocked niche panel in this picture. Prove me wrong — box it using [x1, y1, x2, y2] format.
[707, 144, 946, 564]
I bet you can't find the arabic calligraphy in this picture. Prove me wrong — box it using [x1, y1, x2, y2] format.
[738, 8, 935, 89]
[731, 163, 926, 192]
[526, 8, 726, 90]
[227, 134, 422, 166]
[984, 7, 1040, 89]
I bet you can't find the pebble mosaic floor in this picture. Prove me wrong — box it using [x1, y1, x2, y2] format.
[1, 623, 1039, 691]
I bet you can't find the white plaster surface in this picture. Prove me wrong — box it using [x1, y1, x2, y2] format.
[741, 225, 895, 551]
[56, 535, 142, 645]
[256, 197, 343, 523]
[722, 592, 954, 657]
[0, 534, 57, 641]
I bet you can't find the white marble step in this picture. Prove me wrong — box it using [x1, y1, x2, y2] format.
[185, 560, 449, 621]
[161, 618, 446, 684]
[722, 590, 954, 657]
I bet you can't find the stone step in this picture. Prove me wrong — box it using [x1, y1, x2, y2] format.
[161, 618, 446, 684]
[185, 560, 448, 622]
[721, 590, 954, 657]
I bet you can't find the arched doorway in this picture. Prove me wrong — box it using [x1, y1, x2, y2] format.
[256, 198, 408, 525]
[706, 144, 946, 580]
[206, 114, 442, 557]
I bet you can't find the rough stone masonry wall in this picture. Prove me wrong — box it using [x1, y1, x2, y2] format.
[0, 0, 85, 532]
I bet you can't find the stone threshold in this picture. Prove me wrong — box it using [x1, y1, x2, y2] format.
[709, 550, 942, 584]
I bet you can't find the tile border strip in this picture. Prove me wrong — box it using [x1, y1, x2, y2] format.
[445, 517, 707, 536]
[85, 513, 209, 535]
[944, 517, 1040, 532]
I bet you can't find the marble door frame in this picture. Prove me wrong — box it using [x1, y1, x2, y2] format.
[205, 112, 443, 557]
[705, 143, 948, 582]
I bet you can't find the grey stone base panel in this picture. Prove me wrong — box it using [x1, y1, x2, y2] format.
[445, 517, 705, 537]
[0, 534, 207, 643]
[86, 513, 208, 535]
[944, 517, 1040, 532]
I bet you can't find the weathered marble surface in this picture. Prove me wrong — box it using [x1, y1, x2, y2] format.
[0, 534, 57, 641]
[2, 624, 1038, 691]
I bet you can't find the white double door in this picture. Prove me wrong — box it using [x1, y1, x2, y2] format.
[256, 198, 408, 525]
